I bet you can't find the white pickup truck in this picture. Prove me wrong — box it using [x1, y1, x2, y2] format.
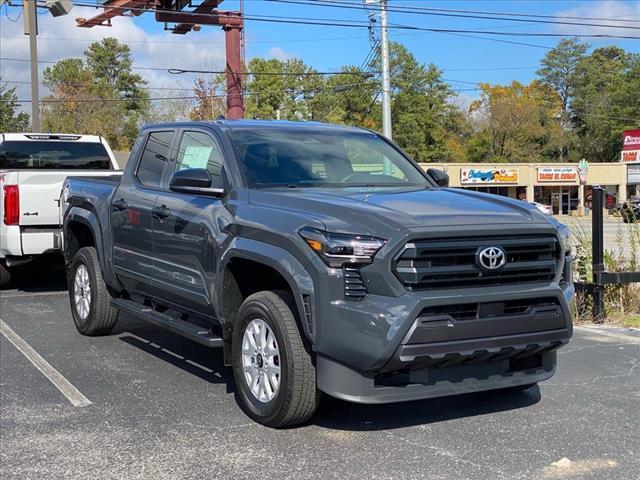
[0, 133, 121, 287]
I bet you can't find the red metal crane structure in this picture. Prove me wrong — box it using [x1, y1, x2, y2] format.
[76, 0, 245, 119]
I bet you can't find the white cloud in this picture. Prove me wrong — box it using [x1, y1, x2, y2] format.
[553, 0, 640, 37]
[267, 46, 294, 61]
[1, 6, 227, 107]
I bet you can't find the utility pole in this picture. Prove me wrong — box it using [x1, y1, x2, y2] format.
[379, 0, 392, 140]
[24, 0, 40, 132]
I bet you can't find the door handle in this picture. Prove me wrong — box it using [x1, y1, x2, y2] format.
[112, 198, 128, 211]
[152, 205, 171, 219]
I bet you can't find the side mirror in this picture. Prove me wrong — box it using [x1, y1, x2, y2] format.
[169, 168, 225, 196]
[427, 168, 449, 188]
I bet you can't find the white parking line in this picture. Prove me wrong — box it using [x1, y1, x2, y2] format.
[0, 319, 92, 408]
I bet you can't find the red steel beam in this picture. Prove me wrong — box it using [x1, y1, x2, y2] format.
[171, 0, 224, 34]
[76, 0, 155, 28]
[155, 10, 242, 28]
[225, 24, 243, 119]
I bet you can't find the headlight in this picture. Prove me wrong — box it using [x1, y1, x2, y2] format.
[556, 222, 571, 253]
[299, 227, 386, 268]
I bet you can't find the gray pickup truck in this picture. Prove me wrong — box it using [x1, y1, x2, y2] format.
[62, 120, 574, 427]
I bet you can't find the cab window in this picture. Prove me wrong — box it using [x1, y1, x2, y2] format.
[174, 131, 225, 188]
[136, 131, 174, 189]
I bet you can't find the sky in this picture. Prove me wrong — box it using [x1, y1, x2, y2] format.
[1, 0, 639, 109]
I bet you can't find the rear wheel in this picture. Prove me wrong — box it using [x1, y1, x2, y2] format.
[68, 247, 118, 336]
[0, 261, 11, 288]
[232, 290, 318, 428]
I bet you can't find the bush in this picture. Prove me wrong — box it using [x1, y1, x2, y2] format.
[571, 218, 640, 322]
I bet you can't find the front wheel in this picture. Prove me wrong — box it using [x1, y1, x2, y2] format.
[232, 290, 318, 428]
[68, 247, 118, 336]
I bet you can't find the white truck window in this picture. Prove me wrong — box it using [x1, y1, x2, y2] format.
[0, 141, 111, 170]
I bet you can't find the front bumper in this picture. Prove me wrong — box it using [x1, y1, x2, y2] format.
[314, 278, 574, 403]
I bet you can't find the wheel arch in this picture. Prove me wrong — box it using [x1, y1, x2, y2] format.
[219, 239, 315, 358]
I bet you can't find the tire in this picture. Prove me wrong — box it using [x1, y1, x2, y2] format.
[68, 247, 118, 336]
[0, 261, 11, 289]
[232, 290, 318, 428]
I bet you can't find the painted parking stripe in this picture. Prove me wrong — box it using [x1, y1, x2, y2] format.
[0, 319, 92, 408]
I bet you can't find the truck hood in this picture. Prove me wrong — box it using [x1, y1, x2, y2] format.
[249, 186, 549, 236]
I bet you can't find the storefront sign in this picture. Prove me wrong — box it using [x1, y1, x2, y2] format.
[460, 168, 518, 184]
[621, 129, 640, 164]
[537, 167, 578, 183]
[578, 159, 588, 185]
[628, 164, 640, 185]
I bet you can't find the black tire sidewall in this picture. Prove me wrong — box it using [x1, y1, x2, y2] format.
[232, 297, 291, 424]
[69, 249, 97, 334]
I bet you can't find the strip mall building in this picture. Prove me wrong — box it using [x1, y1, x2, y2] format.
[424, 130, 640, 216]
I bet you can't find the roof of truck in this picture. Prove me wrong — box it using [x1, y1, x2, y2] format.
[143, 119, 368, 133]
[1, 133, 104, 143]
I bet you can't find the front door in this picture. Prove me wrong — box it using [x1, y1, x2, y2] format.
[152, 129, 228, 317]
[552, 192, 561, 215]
[561, 192, 570, 215]
[111, 130, 175, 295]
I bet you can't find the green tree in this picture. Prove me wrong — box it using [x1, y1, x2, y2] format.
[0, 79, 30, 131]
[42, 58, 124, 147]
[537, 38, 588, 161]
[40, 39, 149, 149]
[379, 43, 464, 162]
[572, 46, 640, 162]
[469, 81, 563, 163]
[84, 38, 149, 145]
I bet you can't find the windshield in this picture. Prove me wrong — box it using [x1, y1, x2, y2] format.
[0, 141, 112, 170]
[230, 128, 429, 187]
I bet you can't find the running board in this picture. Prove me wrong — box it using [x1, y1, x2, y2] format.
[111, 298, 223, 348]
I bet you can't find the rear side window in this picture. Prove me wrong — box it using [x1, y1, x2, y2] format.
[136, 131, 174, 189]
[0, 140, 111, 170]
[174, 131, 225, 183]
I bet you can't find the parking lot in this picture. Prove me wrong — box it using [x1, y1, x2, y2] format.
[1, 256, 639, 480]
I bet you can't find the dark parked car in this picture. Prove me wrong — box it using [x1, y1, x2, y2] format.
[62, 121, 574, 427]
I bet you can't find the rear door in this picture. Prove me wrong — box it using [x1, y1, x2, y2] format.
[151, 128, 228, 317]
[111, 130, 175, 296]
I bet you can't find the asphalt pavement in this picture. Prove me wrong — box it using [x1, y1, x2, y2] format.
[1, 256, 639, 480]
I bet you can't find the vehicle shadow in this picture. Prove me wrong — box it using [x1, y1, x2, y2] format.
[115, 313, 235, 391]
[113, 314, 541, 431]
[6, 254, 68, 293]
[313, 385, 541, 431]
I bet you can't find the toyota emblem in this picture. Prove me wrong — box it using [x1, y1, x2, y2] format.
[477, 246, 507, 271]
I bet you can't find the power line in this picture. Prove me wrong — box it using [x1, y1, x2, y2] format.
[13, 1, 640, 40]
[0, 33, 370, 46]
[269, 0, 640, 31]
[277, 0, 640, 24]
[0, 57, 379, 76]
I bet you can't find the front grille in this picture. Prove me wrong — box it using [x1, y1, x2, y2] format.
[418, 298, 561, 322]
[394, 235, 559, 290]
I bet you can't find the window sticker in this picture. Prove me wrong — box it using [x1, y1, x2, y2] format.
[180, 146, 212, 169]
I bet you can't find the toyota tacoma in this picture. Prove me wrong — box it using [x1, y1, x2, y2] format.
[62, 120, 574, 427]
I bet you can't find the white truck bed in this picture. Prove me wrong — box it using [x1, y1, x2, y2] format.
[0, 133, 122, 266]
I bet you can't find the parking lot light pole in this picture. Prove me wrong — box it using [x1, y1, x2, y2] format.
[380, 0, 392, 140]
[24, 0, 40, 132]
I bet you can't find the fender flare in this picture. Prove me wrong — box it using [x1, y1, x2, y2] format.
[64, 207, 105, 268]
[64, 207, 123, 292]
[219, 237, 316, 341]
